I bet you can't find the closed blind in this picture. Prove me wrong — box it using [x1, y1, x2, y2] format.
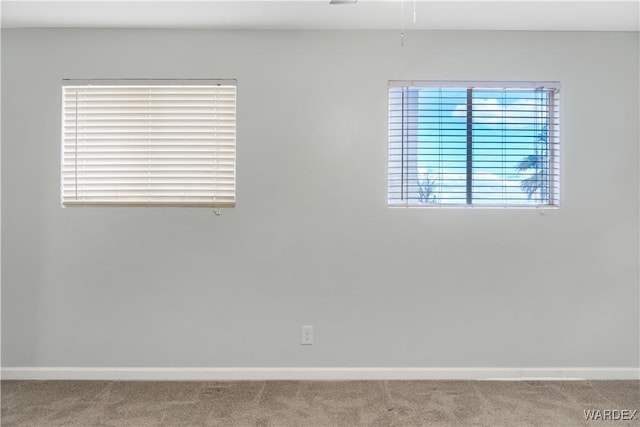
[388, 81, 560, 207]
[62, 80, 236, 207]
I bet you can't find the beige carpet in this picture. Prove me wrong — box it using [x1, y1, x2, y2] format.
[1, 380, 638, 426]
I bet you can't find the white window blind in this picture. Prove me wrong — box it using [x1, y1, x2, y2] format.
[388, 81, 560, 207]
[62, 79, 236, 207]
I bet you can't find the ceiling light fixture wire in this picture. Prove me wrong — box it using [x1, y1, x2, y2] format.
[401, 0, 405, 46]
[400, 0, 416, 47]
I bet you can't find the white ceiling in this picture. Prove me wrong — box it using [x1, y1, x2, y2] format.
[2, 0, 639, 31]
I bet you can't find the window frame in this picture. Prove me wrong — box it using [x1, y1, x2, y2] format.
[387, 80, 561, 208]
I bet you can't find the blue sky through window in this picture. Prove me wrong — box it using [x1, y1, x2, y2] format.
[415, 87, 550, 205]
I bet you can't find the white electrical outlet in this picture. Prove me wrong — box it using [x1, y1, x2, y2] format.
[301, 325, 313, 345]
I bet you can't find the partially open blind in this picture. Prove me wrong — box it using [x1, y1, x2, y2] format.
[388, 81, 560, 207]
[62, 80, 236, 207]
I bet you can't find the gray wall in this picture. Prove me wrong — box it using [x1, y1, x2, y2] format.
[2, 29, 638, 368]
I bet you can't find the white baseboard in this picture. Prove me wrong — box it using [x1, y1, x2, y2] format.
[1, 367, 638, 381]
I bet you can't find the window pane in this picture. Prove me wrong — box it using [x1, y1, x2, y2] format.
[417, 88, 467, 205]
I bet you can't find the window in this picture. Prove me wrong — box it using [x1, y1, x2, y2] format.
[62, 79, 236, 207]
[388, 81, 560, 207]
